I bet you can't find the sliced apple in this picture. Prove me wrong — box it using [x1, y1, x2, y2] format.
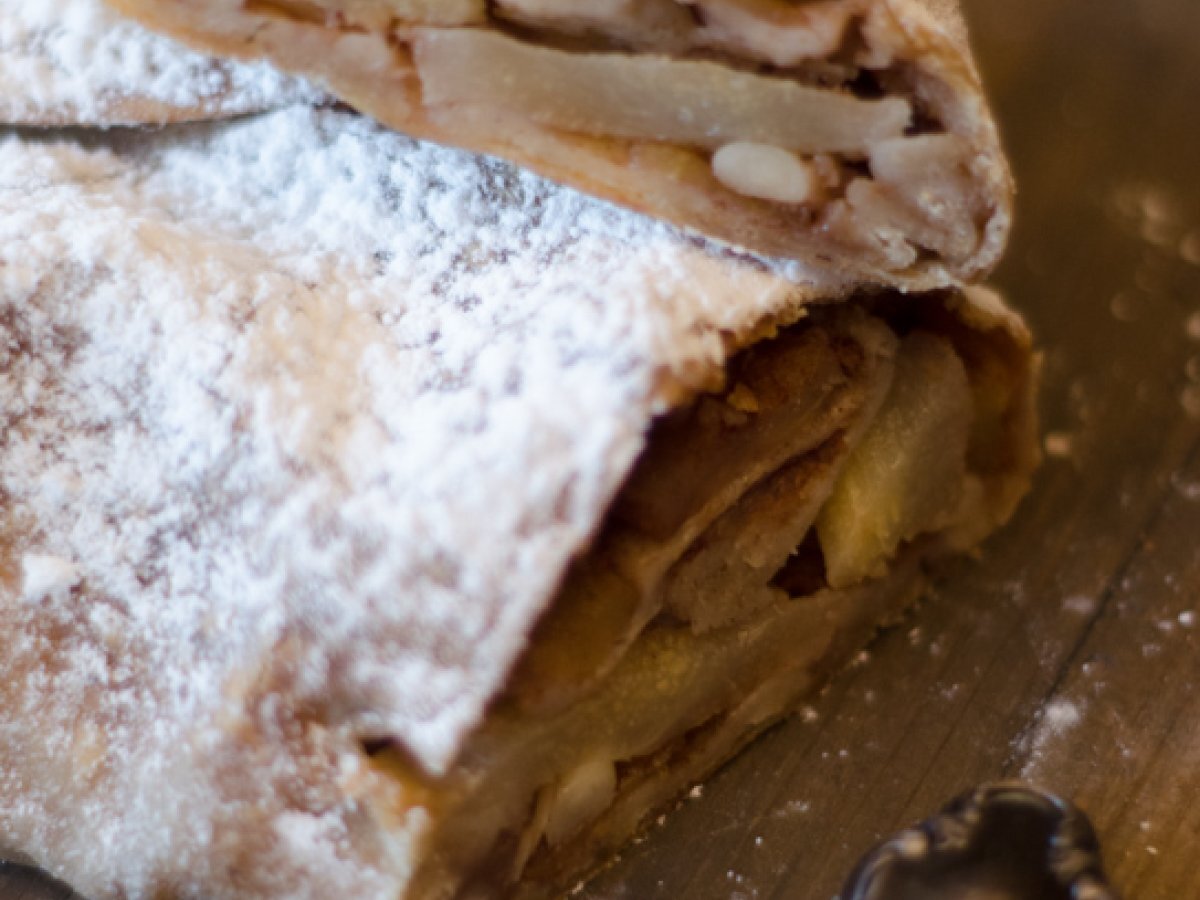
[817, 332, 971, 588]
[413, 28, 911, 153]
[492, 0, 695, 49]
[691, 0, 855, 66]
[541, 756, 618, 847]
[385, 0, 485, 24]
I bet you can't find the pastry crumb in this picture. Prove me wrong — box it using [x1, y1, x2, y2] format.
[1043, 431, 1075, 459]
[1062, 595, 1097, 616]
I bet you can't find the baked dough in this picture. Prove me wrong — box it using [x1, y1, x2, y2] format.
[404, 294, 1037, 898]
[0, 0, 318, 125]
[109, 0, 1012, 289]
[0, 105, 1035, 898]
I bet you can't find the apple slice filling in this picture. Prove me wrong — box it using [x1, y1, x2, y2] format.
[505, 309, 896, 715]
[817, 330, 972, 588]
[403, 10, 987, 265]
[413, 30, 912, 155]
[372, 302, 1021, 898]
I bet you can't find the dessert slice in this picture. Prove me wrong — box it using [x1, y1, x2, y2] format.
[108, 0, 1012, 288]
[0, 105, 1035, 899]
[398, 291, 1037, 899]
[0, 0, 317, 125]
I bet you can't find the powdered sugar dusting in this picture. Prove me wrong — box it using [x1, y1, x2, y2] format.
[19, 554, 81, 602]
[0, 105, 813, 896]
[0, 0, 319, 125]
[1019, 699, 1084, 780]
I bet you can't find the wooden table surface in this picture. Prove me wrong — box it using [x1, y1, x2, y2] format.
[6, 0, 1200, 897]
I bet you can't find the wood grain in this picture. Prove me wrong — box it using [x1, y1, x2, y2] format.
[5, 0, 1200, 897]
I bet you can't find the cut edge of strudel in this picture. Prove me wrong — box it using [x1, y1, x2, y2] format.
[108, 0, 1013, 289]
[368, 286, 1039, 899]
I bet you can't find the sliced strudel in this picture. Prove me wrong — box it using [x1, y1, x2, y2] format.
[0, 105, 1035, 899]
[0, 0, 316, 125]
[108, 0, 1012, 289]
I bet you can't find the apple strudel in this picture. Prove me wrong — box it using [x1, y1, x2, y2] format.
[0, 104, 1035, 899]
[107, 0, 1012, 289]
